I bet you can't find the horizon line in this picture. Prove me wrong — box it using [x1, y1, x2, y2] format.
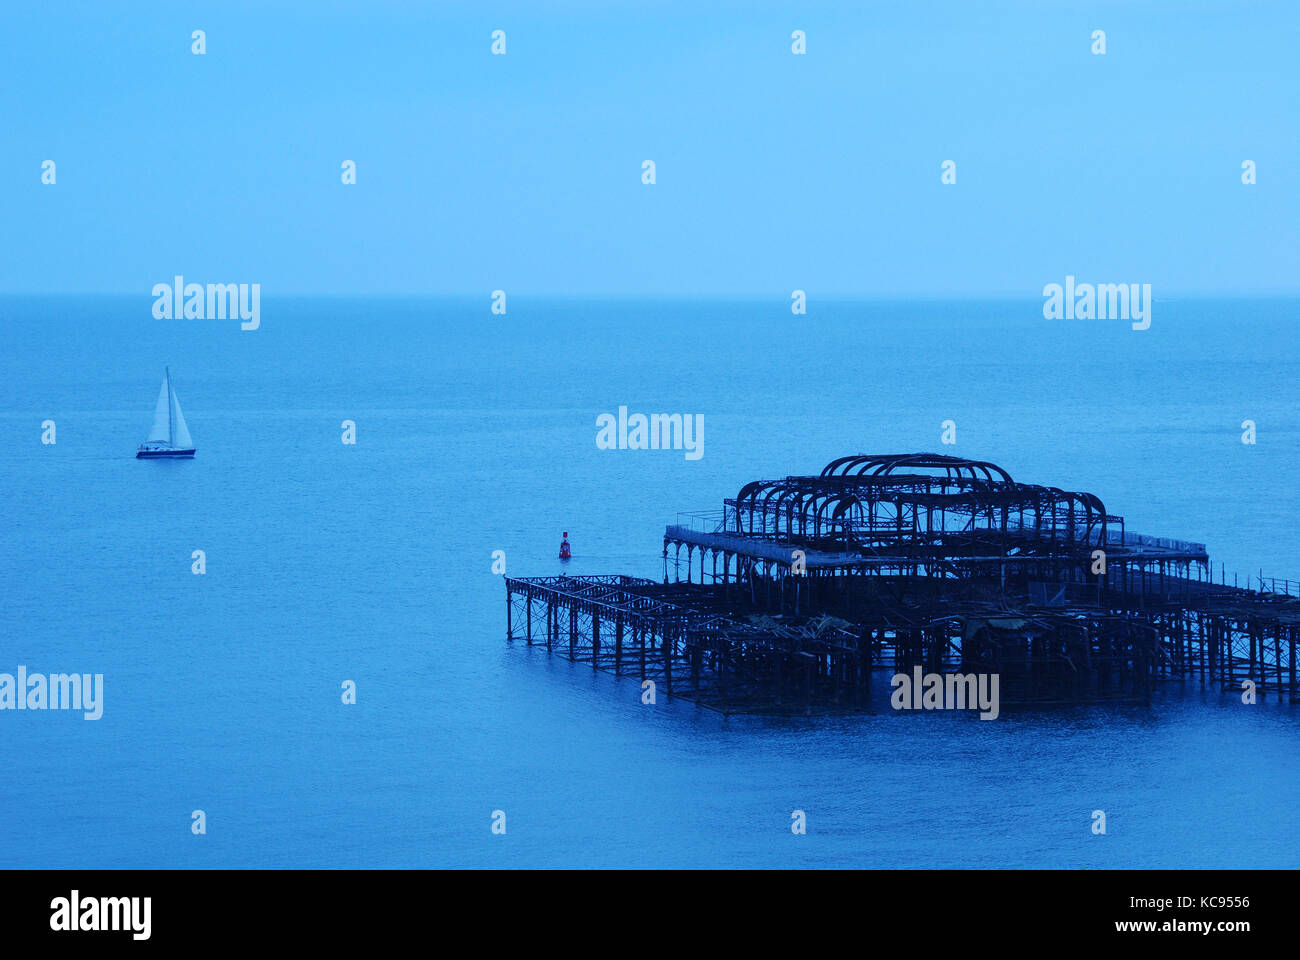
[3, 289, 1299, 301]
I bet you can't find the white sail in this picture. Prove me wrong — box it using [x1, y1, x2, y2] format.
[146, 376, 171, 444]
[170, 384, 193, 449]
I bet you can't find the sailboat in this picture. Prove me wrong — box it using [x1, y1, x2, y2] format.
[136, 367, 196, 458]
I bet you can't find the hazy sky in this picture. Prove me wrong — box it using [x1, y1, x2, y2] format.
[3, 0, 1296, 295]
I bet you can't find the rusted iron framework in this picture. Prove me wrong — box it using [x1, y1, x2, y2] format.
[507, 454, 1299, 713]
[730, 452, 1116, 555]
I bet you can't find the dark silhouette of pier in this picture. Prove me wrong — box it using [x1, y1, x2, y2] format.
[506, 454, 1299, 713]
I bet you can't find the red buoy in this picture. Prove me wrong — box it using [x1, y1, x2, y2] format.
[559, 531, 571, 560]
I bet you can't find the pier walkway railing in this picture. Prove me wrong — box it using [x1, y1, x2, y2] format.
[674, 510, 1208, 559]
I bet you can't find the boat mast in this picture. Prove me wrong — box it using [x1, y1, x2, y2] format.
[166, 366, 173, 446]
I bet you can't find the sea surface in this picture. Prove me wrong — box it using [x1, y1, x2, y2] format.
[1, 295, 1296, 868]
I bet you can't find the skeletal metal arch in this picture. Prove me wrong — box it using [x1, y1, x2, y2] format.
[820, 452, 1015, 485]
[727, 453, 1114, 547]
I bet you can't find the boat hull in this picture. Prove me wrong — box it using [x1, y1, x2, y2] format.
[136, 449, 196, 459]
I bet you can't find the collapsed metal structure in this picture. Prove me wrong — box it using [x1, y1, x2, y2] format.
[506, 453, 1300, 714]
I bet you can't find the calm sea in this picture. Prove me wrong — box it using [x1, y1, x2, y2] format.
[1, 294, 1296, 867]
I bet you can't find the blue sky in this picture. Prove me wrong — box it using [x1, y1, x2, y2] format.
[2, 0, 1296, 295]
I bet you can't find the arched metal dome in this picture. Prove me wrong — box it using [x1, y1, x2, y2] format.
[726, 453, 1112, 550]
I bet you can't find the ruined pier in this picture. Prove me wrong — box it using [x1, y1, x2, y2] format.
[506, 453, 1299, 714]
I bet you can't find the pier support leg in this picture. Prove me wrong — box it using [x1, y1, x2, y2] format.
[662, 630, 673, 695]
